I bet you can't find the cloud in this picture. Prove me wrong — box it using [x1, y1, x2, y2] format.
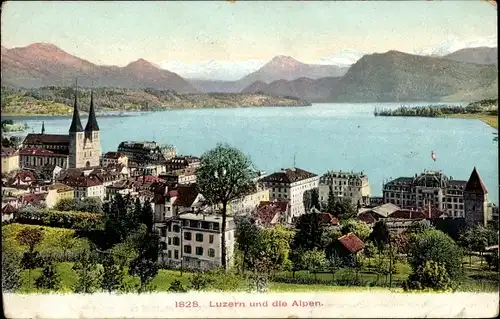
[414, 35, 498, 56]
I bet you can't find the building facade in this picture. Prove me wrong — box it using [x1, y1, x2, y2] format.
[21, 89, 101, 169]
[463, 168, 489, 226]
[383, 170, 468, 218]
[102, 152, 128, 167]
[45, 183, 75, 208]
[117, 141, 170, 169]
[261, 167, 319, 222]
[157, 213, 236, 270]
[318, 170, 371, 207]
[1, 147, 19, 174]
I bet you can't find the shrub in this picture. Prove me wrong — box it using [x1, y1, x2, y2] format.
[188, 271, 215, 291]
[16, 208, 104, 231]
[403, 261, 451, 291]
[168, 279, 187, 292]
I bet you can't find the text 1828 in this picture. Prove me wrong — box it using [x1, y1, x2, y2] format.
[175, 301, 200, 308]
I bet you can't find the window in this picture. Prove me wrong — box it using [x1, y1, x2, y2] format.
[168, 238, 172, 245]
[173, 237, 180, 246]
[173, 225, 180, 232]
[196, 247, 203, 256]
[209, 235, 214, 243]
[184, 232, 192, 240]
[196, 233, 203, 242]
[184, 245, 191, 254]
[168, 250, 172, 258]
[174, 250, 179, 259]
[213, 223, 220, 231]
[208, 248, 215, 257]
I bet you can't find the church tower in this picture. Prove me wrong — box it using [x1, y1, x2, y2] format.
[68, 83, 84, 168]
[463, 167, 489, 226]
[83, 89, 101, 167]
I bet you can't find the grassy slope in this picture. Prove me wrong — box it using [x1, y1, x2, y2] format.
[441, 113, 498, 129]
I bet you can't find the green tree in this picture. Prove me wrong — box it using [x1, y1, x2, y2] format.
[390, 232, 410, 255]
[321, 227, 342, 250]
[129, 256, 159, 293]
[326, 185, 336, 215]
[76, 197, 104, 214]
[2, 250, 21, 292]
[16, 227, 44, 252]
[408, 229, 463, 281]
[248, 226, 293, 273]
[100, 253, 125, 292]
[140, 200, 154, 233]
[406, 220, 432, 235]
[341, 219, 371, 242]
[35, 259, 61, 290]
[303, 188, 320, 211]
[403, 261, 452, 291]
[168, 279, 187, 292]
[292, 213, 324, 251]
[73, 250, 100, 293]
[235, 216, 260, 271]
[188, 271, 215, 291]
[196, 143, 255, 269]
[302, 249, 327, 279]
[59, 232, 76, 260]
[326, 249, 343, 281]
[54, 198, 76, 211]
[332, 199, 357, 221]
[369, 220, 391, 251]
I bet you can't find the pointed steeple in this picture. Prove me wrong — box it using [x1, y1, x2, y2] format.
[465, 167, 488, 194]
[69, 79, 83, 133]
[85, 89, 100, 132]
[41, 121, 45, 134]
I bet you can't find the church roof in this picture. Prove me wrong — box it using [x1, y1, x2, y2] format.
[69, 89, 83, 133]
[465, 167, 488, 194]
[23, 134, 70, 145]
[85, 90, 100, 132]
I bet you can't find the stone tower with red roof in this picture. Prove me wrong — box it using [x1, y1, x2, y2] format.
[463, 167, 489, 226]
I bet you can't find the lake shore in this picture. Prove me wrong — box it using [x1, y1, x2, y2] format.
[440, 113, 498, 129]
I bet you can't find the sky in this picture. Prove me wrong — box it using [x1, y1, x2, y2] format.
[1, 1, 497, 66]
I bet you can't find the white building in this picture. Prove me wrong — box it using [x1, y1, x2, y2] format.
[319, 170, 371, 207]
[229, 183, 270, 217]
[60, 174, 105, 201]
[157, 213, 236, 270]
[261, 167, 319, 223]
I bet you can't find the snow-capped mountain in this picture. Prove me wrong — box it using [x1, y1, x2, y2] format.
[157, 59, 266, 81]
[314, 49, 365, 66]
[415, 35, 497, 56]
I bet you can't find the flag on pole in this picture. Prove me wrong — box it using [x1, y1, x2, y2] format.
[431, 151, 436, 162]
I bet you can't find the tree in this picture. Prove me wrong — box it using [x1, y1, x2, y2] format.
[196, 144, 255, 269]
[100, 253, 125, 292]
[35, 259, 61, 290]
[341, 219, 371, 242]
[235, 216, 260, 271]
[326, 185, 336, 215]
[168, 279, 187, 292]
[129, 256, 159, 293]
[408, 229, 463, 281]
[332, 199, 356, 221]
[73, 250, 100, 293]
[2, 250, 21, 292]
[326, 249, 343, 281]
[247, 226, 293, 273]
[369, 220, 391, 251]
[140, 200, 154, 233]
[292, 213, 324, 251]
[16, 227, 44, 252]
[54, 198, 75, 211]
[302, 249, 327, 279]
[391, 232, 410, 255]
[303, 188, 320, 211]
[104, 193, 134, 245]
[311, 189, 320, 210]
[76, 197, 104, 214]
[406, 220, 432, 235]
[321, 227, 342, 250]
[188, 271, 215, 291]
[59, 232, 76, 260]
[403, 261, 452, 291]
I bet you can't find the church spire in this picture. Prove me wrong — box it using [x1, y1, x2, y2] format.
[41, 121, 45, 134]
[85, 88, 100, 132]
[69, 79, 83, 133]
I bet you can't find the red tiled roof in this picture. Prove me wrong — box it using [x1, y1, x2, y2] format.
[1, 147, 17, 157]
[61, 175, 103, 188]
[338, 232, 365, 254]
[22, 192, 48, 204]
[262, 167, 317, 184]
[257, 201, 288, 213]
[253, 201, 288, 226]
[104, 152, 125, 159]
[172, 184, 200, 207]
[465, 167, 488, 194]
[2, 203, 17, 214]
[356, 212, 377, 224]
[316, 212, 339, 226]
[19, 148, 67, 157]
[15, 171, 37, 183]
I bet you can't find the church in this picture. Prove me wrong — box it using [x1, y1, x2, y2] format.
[20, 89, 101, 169]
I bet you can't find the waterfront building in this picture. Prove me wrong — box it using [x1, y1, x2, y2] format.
[383, 170, 468, 218]
[21, 89, 101, 169]
[157, 213, 236, 270]
[1, 147, 19, 174]
[261, 167, 319, 222]
[318, 170, 371, 207]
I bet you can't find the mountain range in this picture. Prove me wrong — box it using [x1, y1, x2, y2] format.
[1, 43, 498, 103]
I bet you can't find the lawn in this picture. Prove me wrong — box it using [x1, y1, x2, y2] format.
[441, 113, 498, 129]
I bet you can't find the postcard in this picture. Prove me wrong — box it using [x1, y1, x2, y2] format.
[1, 1, 498, 318]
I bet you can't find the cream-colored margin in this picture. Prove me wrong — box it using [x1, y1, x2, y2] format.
[3, 292, 500, 318]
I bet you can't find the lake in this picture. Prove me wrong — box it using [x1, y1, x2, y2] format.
[5, 103, 498, 204]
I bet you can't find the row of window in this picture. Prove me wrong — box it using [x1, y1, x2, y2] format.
[170, 221, 221, 232]
[21, 156, 66, 167]
[168, 233, 215, 245]
[168, 247, 216, 259]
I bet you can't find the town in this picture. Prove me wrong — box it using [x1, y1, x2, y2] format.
[1, 90, 498, 293]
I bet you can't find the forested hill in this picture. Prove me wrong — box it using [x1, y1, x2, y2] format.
[0, 87, 311, 115]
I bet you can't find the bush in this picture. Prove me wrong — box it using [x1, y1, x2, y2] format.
[16, 208, 104, 231]
[168, 279, 187, 292]
[188, 271, 215, 291]
[403, 261, 451, 291]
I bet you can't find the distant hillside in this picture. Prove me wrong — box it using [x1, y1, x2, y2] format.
[242, 77, 340, 102]
[443, 47, 497, 65]
[329, 51, 498, 102]
[0, 87, 310, 115]
[190, 55, 348, 93]
[1, 43, 199, 93]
